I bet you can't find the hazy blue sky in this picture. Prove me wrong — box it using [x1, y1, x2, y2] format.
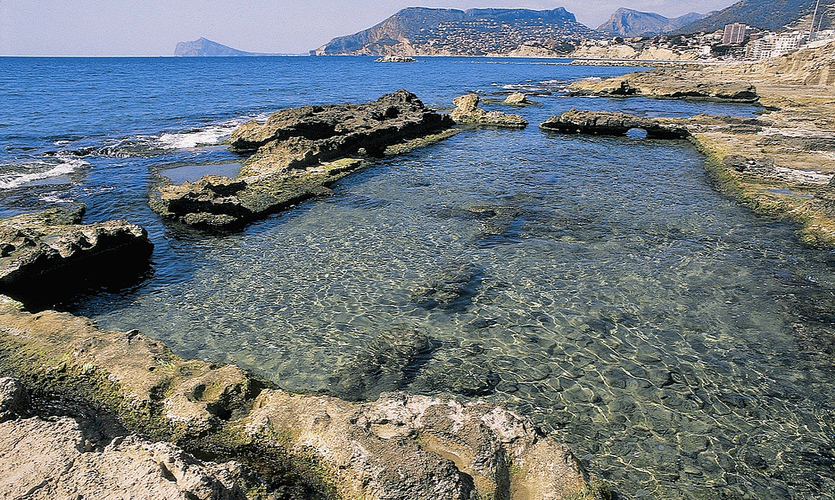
[0, 1, 737, 56]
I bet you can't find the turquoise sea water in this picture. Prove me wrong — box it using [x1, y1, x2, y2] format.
[2, 56, 834, 499]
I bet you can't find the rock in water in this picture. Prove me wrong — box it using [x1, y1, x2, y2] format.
[411, 262, 484, 312]
[450, 93, 528, 128]
[539, 108, 691, 139]
[0, 204, 153, 308]
[327, 324, 437, 401]
[153, 90, 455, 229]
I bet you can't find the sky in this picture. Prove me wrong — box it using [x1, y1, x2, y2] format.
[0, 0, 738, 56]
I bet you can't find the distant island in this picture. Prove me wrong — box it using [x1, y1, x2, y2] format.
[174, 37, 292, 56]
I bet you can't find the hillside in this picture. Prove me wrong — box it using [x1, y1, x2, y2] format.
[675, 0, 834, 34]
[174, 38, 276, 56]
[597, 8, 707, 37]
[313, 7, 600, 56]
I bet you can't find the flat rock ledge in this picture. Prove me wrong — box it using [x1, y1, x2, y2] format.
[567, 68, 759, 103]
[540, 109, 691, 139]
[0, 204, 153, 307]
[152, 90, 455, 229]
[0, 296, 608, 500]
[450, 94, 529, 128]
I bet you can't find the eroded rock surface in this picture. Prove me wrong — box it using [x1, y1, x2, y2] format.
[0, 204, 153, 307]
[0, 414, 257, 500]
[568, 69, 759, 102]
[450, 94, 529, 128]
[0, 296, 607, 500]
[153, 90, 455, 229]
[540, 109, 691, 139]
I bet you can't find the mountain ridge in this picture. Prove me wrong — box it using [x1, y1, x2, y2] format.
[597, 8, 708, 37]
[313, 7, 600, 56]
[675, 0, 835, 34]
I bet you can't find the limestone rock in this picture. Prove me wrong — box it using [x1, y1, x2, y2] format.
[153, 90, 454, 229]
[540, 108, 691, 139]
[450, 93, 528, 128]
[0, 205, 153, 307]
[0, 416, 253, 500]
[502, 92, 530, 105]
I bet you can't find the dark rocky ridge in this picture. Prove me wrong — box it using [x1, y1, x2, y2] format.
[0, 204, 153, 309]
[152, 90, 455, 229]
[675, 0, 834, 34]
[540, 109, 691, 139]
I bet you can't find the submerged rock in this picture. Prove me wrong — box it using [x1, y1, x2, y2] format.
[450, 93, 528, 128]
[327, 323, 437, 401]
[0, 296, 608, 500]
[0, 204, 153, 308]
[540, 109, 691, 139]
[153, 90, 455, 229]
[411, 262, 484, 312]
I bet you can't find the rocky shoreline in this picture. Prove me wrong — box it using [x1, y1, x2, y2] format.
[0, 295, 605, 499]
[565, 41, 835, 246]
[3, 42, 835, 499]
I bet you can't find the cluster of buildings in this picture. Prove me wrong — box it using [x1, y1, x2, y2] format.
[409, 17, 596, 55]
[721, 22, 835, 60]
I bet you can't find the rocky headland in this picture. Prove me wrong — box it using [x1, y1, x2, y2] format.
[152, 90, 456, 229]
[563, 40, 835, 246]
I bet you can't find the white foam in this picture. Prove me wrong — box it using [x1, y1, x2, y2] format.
[0, 157, 88, 189]
[156, 117, 253, 150]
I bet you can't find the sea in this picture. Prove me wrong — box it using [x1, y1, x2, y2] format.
[1, 56, 834, 500]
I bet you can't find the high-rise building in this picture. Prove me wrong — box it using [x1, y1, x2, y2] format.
[723, 23, 748, 45]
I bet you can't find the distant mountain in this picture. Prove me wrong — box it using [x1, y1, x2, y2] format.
[313, 7, 601, 56]
[174, 38, 278, 56]
[597, 8, 708, 37]
[674, 0, 834, 34]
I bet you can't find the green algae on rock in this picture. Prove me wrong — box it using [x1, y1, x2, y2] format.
[152, 90, 455, 230]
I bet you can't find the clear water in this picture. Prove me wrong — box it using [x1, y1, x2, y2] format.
[2, 57, 834, 499]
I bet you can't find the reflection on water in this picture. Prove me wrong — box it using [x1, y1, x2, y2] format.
[83, 128, 835, 499]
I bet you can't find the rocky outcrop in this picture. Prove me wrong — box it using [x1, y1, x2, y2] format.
[0, 411, 259, 500]
[0, 296, 607, 500]
[450, 94, 528, 128]
[568, 69, 759, 102]
[540, 109, 691, 139]
[152, 90, 455, 229]
[0, 204, 153, 307]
